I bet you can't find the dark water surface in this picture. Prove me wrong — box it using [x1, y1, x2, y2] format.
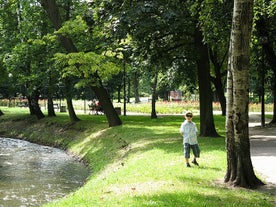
[0, 137, 90, 207]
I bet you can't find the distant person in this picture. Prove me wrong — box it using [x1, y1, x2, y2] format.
[91, 99, 96, 106]
[96, 101, 103, 114]
[180, 111, 200, 168]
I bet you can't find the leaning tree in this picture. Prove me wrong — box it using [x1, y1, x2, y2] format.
[225, 0, 264, 188]
[40, 0, 122, 126]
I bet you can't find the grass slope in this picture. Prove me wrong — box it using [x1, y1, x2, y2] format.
[0, 108, 274, 207]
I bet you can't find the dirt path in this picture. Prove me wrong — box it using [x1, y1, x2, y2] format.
[249, 114, 276, 185]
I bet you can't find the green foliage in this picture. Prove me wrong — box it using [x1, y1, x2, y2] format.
[0, 0, 275, 116]
[54, 51, 122, 83]
[251, 0, 276, 99]
[57, 16, 89, 37]
[190, 0, 232, 45]
[99, 0, 200, 92]
[3, 36, 55, 96]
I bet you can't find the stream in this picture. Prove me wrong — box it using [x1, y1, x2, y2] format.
[0, 137, 90, 207]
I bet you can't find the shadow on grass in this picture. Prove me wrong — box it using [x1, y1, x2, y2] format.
[132, 189, 274, 207]
[130, 173, 274, 207]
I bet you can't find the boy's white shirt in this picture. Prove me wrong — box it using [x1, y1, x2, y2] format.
[180, 120, 198, 145]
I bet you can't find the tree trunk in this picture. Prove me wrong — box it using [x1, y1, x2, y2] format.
[64, 78, 80, 122]
[209, 48, 227, 116]
[151, 71, 158, 119]
[66, 98, 79, 122]
[27, 90, 45, 120]
[255, 16, 276, 124]
[133, 71, 140, 103]
[195, 26, 219, 137]
[225, 0, 264, 188]
[28, 96, 35, 115]
[47, 96, 56, 117]
[92, 76, 122, 127]
[127, 76, 131, 103]
[47, 71, 56, 117]
[213, 77, 227, 116]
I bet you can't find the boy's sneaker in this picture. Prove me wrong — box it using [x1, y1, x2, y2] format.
[192, 160, 199, 166]
[186, 163, 191, 168]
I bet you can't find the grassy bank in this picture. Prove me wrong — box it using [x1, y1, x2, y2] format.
[0, 108, 274, 207]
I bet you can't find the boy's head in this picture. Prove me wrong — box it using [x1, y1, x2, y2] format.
[185, 111, 193, 119]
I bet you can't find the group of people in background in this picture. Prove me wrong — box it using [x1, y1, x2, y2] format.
[89, 99, 103, 115]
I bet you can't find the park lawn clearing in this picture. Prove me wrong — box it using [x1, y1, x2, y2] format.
[0, 108, 274, 207]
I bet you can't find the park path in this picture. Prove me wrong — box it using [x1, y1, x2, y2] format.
[249, 114, 276, 185]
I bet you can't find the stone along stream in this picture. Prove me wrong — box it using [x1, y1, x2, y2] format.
[0, 137, 90, 207]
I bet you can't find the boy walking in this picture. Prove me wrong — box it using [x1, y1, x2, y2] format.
[180, 111, 200, 167]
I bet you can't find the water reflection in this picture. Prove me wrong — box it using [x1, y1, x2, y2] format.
[0, 138, 90, 207]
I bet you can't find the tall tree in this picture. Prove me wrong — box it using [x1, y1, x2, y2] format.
[195, 26, 219, 137]
[1, 0, 51, 119]
[254, 0, 276, 123]
[225, 0, 264, 188]
[41, 0, 122, 126]
[40, 0, 80, 122]
[196, 0, 233, 116]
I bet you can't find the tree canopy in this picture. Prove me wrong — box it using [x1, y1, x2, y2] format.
[0, 0, 275, 129]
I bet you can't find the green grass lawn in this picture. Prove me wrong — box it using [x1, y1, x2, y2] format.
[0, 107, 274, 207]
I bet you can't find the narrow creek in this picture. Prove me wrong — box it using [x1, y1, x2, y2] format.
[0, 137, 90, 207]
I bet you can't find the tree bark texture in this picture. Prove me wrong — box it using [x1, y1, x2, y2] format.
[195, 26, 219, 137]
[64, 78, 80, 122]
[209, 48, 227, 116]
[91, 77, 122, 127]
[27, 90, 45, 120]
[47, 96, 56, 117]
[225, 0, 264, 188]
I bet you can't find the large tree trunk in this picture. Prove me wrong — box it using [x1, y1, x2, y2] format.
[225, 0, 264, 188]
[195, 26, 219, 137]
[92, 75, 122, 127]
[27, 90, 45, 120]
